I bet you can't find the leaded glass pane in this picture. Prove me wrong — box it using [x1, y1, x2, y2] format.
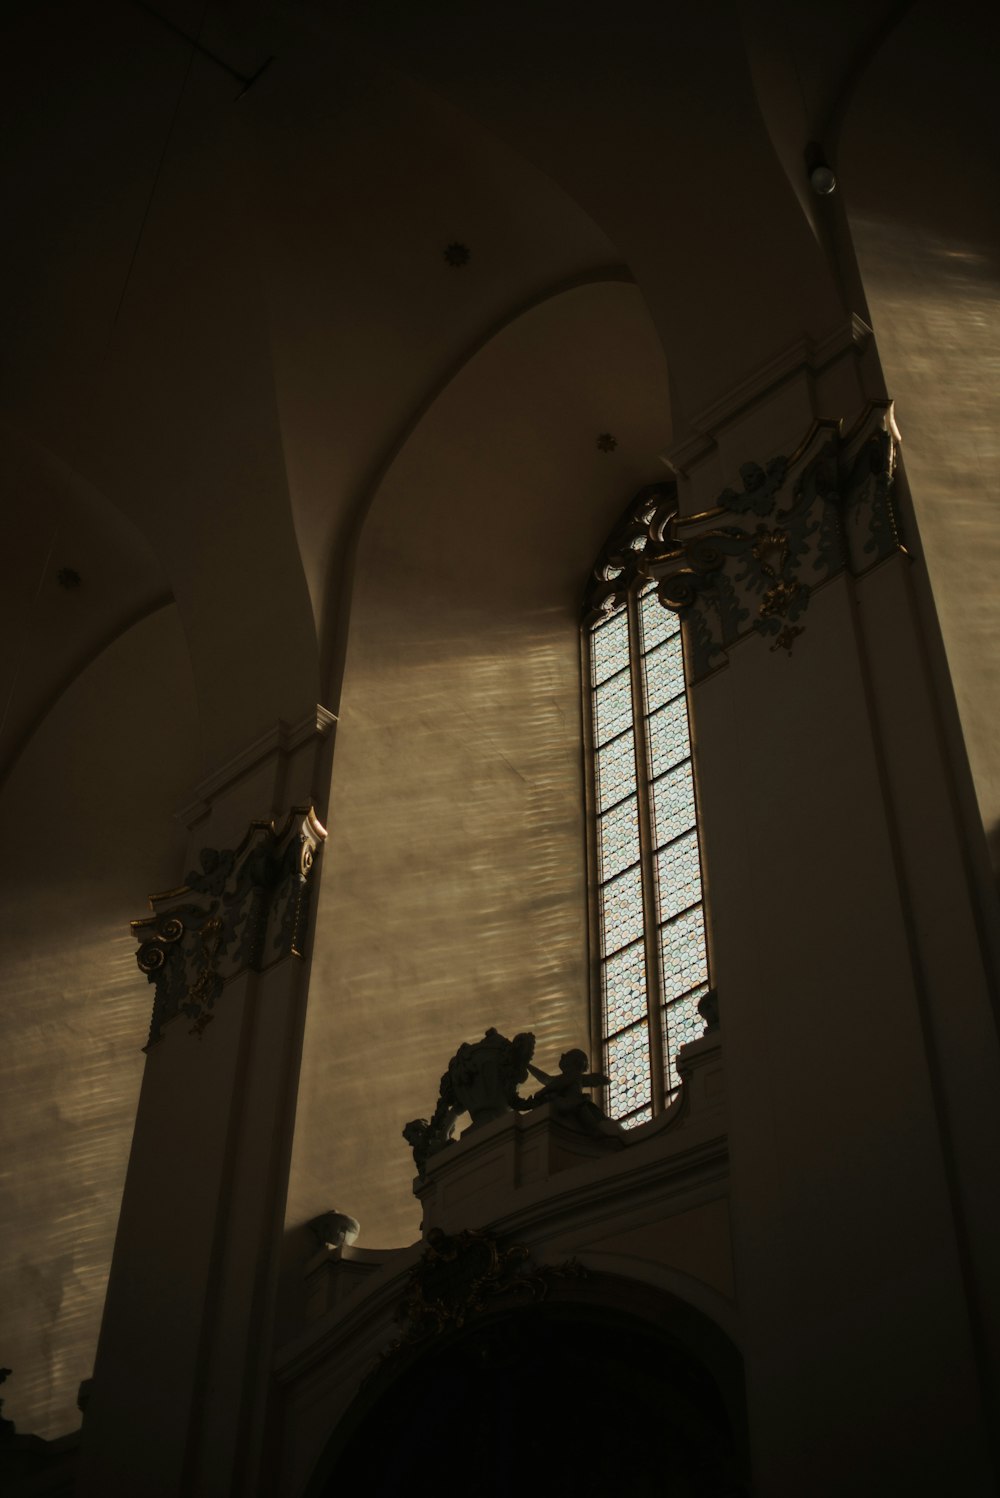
[605, 1020, 651, 1118]
[600, 865, 645, 957]
[597, 794, 640, 882]
[639, 585, 680, 654]
[659, 906, 709, 1001]
[593, 667, 632, 746]
[663, 986, 709, 1091]
[601, 936, 647, 1031]
[654, 828, 703, 923]
[591, 606, 629, 686]
[646, 696, 691, 780]
[642, 638, 686, 709]
[587, 561, 708, 1122]
[650, 760, 695, 848]
[596, 728, 636, 813]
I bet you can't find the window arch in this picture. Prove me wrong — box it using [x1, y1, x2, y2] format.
[584, 484, 710, 1126]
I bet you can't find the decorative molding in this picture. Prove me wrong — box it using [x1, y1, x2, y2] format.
[648, 404, 902, 681]
[582, 480, 680, 623]
[681, 313, 873, 451]
[175, 705, 337, 828]
[131, 805, 327, 1047]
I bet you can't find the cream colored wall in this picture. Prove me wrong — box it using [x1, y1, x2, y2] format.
[4, 3, 998, 1489]
[839, 0, 1000, 862]
[286, 281, 673, 1247]
[0, 605, 200, 1439]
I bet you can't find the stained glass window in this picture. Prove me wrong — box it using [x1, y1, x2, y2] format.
[587, 571, 709, 1128]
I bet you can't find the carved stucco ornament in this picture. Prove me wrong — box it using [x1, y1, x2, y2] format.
[132, 805, 326, 1048]
[652, 406, 903, 680]
[585, 405, 904, 684]
[374, 1227, 587, 1373]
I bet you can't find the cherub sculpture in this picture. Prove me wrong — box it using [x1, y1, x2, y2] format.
[525, 1048, 621, 1136]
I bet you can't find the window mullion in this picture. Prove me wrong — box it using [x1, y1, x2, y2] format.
[581, 627, 607, 1113]
[626, 585, 666, 1115]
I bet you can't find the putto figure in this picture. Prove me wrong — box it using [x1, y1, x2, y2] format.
[525, 1048, 621, 1136]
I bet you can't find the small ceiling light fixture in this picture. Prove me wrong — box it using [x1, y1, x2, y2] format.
[443, 242, 470, 268]
[805, 140, 837, 197]
[596, 433, 618, 453]
[56, 567, 82, 589]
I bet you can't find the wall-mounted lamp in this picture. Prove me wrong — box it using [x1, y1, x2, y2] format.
[805, 141, 837, 196]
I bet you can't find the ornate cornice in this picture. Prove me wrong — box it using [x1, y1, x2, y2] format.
[131, 805, 327, 1047]
[689, 314, 872, 439]
[175, 706, 337, 828]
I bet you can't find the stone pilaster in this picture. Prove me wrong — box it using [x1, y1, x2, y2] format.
[78, 707, 335, 1498]
[639, 322, 1000, 1495]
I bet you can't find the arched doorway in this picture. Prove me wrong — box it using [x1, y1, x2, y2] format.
[306, 1291, 749, 1497]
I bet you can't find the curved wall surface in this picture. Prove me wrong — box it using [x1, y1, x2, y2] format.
[287, 281, 673, 1247]
[840, 0, 1000, 862]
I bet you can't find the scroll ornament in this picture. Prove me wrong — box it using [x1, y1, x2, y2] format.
[585, 407, 903, 682]
[648, 408, 903, 680]
[132, 805, 326, 1047]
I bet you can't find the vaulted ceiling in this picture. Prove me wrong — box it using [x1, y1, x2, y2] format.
[0, 0, 909, 786]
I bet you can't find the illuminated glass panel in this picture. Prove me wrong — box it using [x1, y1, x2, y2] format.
[594, 667, 632, 745]
[602, 937, 647, 1032]
[591, 606, 630, 684]
[642, 639, 686, 705]
[595, 728, 636, 813]
[597, 794, 640, 882]
[600, 865, 645, 957]
[654, 829, 703, 922]
[659, 905, 709, 1002]
[605, 1020, 652, 1120]
[650, 760, 696, 849]
[646, 697, 690, 778]
[588, 573, 710, 1118]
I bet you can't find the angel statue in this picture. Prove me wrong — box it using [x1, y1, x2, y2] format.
[525, 1048, 622, 1136]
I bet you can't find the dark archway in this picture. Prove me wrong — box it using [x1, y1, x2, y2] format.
[305, 1293, 749, 1498]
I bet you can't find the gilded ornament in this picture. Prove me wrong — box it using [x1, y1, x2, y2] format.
[630, 404, 903, 681]
[131, 806, 327, 1048]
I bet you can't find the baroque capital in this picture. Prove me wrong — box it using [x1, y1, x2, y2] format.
[131, 806, 327, 1047]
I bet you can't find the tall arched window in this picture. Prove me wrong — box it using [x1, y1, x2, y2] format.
[584, 484, 710, 1126]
